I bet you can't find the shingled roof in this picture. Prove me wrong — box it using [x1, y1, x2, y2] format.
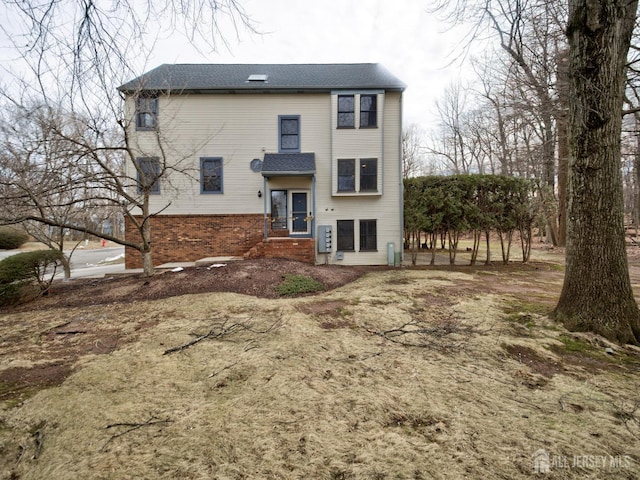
[261, 153, 316, 177]
[118, 63, 406, 93]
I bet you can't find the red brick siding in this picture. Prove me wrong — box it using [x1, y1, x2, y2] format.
[245, 238, 315, 264]
[124, 214, 264, 268]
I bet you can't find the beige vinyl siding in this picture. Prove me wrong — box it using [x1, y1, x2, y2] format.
[126, 93, 330, 215]
[330, 92, 384, 195]
[315, 91, 403, 265]
[124, 87, 403, 266]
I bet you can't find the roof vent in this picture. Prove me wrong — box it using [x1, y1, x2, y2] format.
[247, 74, 268, 82]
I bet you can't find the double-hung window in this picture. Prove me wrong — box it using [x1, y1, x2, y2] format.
[201, 157, 223, 193]
[359, 220, 377, 251]
[337, 220, 354, 251]
[336, 158, 378, 193]
[337, 95, 354, 128]
[279, 116, 300, 152]
[359, 94, 377, 127]
[135, 96, 158, 130]
[360, 158, 378, 191]
[136, 157, 161, 194]
[337, 159, 356, 192]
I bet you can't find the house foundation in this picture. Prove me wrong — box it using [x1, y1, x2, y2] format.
[124, 214, 317, 268]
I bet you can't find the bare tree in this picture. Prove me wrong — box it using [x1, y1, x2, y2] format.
[432, 0, 567, 245]
[0, 0, 254, 276]
[472, 54, 515, 176]
[0, 103, 115, 278]
[555, 0, 640, 344]
[429, 82, 475, 174]
[402, 123, 425, 178]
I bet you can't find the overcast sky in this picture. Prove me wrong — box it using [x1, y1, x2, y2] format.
[146, 0, 474, 130]
[0, 0, 477, 131]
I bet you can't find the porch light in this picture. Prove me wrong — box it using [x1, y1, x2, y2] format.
[257, 190, 262, 198]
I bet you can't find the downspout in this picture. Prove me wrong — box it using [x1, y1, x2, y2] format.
[398, 92, 404, 261]
[381, 92, 385, 196]
[329, 93, 334, 198]
[312, 174, 317, 239]
[263, 176, 268, 239]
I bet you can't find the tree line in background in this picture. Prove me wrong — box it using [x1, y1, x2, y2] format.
[406, 0, 640, 344]
[404, 175, 536, 265]
[403, 0, 640, 248]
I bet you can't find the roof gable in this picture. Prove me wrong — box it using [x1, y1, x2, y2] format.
[118, 63, 406, 93]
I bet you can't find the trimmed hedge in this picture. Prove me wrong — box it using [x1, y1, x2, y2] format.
[0, 227, 29, 250]
[404, 175, 538, 264]
[0, 249, 63, 305]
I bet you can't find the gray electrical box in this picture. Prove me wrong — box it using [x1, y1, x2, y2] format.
[318, 225, 332, 253]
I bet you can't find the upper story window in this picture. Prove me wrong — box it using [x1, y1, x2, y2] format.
[201, 157, 223, 194]
[360, 158, 378, 191]
[279, 115, 300, 152]
[337, 159, 356, 192]
[136, 157, 161, 194]
[335, 158, 378, 194]
[360, 95, 377, 128]
[135, 96, 158, 130]
[337, 95, 354, 128]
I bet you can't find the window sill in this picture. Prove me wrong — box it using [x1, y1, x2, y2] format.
[200, 191, 224, 195]
[359, 249, 378, 252]
[336, 126, 355, 129]
[333, 191, 381, 197]
[359, 125, 378, 129]
[135, 127, 157, 131]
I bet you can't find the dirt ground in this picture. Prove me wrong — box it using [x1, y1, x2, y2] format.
[4, 258, 379, 311]
[1, 247, 640, 479]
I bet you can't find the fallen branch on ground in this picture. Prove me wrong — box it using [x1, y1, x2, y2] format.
[612, 399, 640, 439]
[208, 360, 241, 378]
[32, 428, 44, 460]
[100, 416, 172, 452]
[366, 314, 472, 351]
[163, 315, 283, 355]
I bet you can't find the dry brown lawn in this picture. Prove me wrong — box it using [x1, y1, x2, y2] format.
[1, 249, 640, 479]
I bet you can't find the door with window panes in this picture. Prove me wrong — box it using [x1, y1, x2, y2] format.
[270, 190, 310, 235]
[291, 192, 309, 234]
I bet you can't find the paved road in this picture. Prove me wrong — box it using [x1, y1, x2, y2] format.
[65, 246, 126, 278]
[0, 246, 126, 278]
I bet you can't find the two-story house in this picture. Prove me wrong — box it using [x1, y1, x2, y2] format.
[118, 63, 406, 268]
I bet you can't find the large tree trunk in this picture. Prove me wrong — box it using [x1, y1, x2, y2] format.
[556, 118, 569, 247]
[556, 50, 570, 248]
[555, 0, 640, 344]
[635, 114, 640, 232]
[541, 111, 559, 247]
